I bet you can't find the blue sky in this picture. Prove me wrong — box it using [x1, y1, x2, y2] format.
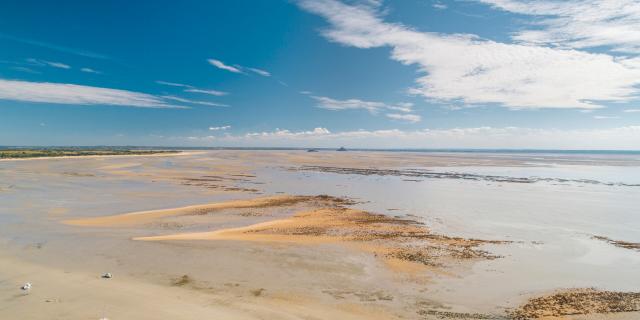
[1, 0, 639, 149]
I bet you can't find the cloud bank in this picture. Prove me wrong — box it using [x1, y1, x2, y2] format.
[477, 0, 640, 54]
[297, 0, 640, 109]
[182, 126, 640, 149]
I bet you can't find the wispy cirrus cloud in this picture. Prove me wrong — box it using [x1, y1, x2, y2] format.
[624, 109, 640, 113]
[207, 59, 243, 73]
[161, 95, 229, 107]
[155, 80, 192, 88]
[247, 67, 271, 77]
[80, 67, 101, 74]
[10, 66, 41, 74]
[297, 0, 640, 110]
[27, 58, 71, 69]
[0, 78, 186, 109]
[0, 33, 110, 60]
[477, 0, 640, 54]
[207, 58, 271, 77]
[156, 80, 228, 96]
[184, 88, 228, 96]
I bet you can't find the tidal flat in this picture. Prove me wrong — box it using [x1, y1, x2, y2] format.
[1, 150, 639, 319]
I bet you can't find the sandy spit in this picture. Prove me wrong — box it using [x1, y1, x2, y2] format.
[64, 195, 337, 227]
[134, 205, 505, 274]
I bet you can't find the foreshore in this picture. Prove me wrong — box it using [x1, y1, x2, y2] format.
[1, 150, 639, 319]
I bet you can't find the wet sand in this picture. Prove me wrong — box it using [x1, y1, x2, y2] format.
[131, 197, 506, 274]
[0, 251, 397, 320]
[592, 236, 640, 252]
[1, 150, 639, 319]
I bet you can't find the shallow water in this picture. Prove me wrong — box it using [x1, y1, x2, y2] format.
[256, 158, 640, 311]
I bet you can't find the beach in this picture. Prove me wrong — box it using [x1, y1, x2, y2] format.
[1, 150, 639, 319]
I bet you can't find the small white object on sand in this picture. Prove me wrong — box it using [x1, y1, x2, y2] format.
[20, 282, 32, 294]
[102, 272, 112, 279]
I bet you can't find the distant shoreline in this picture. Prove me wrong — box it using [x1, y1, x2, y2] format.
[1, 146, 640, 155]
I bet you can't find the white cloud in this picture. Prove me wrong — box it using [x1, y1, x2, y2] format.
[181, 126, 640, 149]
[209, 125, 231, 131]
[593, 115, 620, 119]
[477, 0, 640, 54]
[310, 95, 420, 122]
[244, 127, 332, 139]
[184, 88, 228, 96]
[433, 2, 447, 10]
[386, 102, 414, 113]
[207, 59, 243, 73]
[247, 67, 271, 77]
[156, 81, 228, 96]
[161, 95, 229, 107]
[311, 95, 413, 112]
[0, 78, 186, 108]
[80, 67, 101, 74]
[45, 62, 70, 69]
[312, 95, 385, 112]
[28, 58, 71, 69]
[386, 113, 421, 123]
[156, 80, 192, 88]
[297, 0, 640, 109]
[206, 58, 271, 77]
[623, 109, 640, 113]
[442, 104, 480, 111]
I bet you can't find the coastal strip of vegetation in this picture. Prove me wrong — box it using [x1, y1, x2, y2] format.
[0, 148, 178, 159]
